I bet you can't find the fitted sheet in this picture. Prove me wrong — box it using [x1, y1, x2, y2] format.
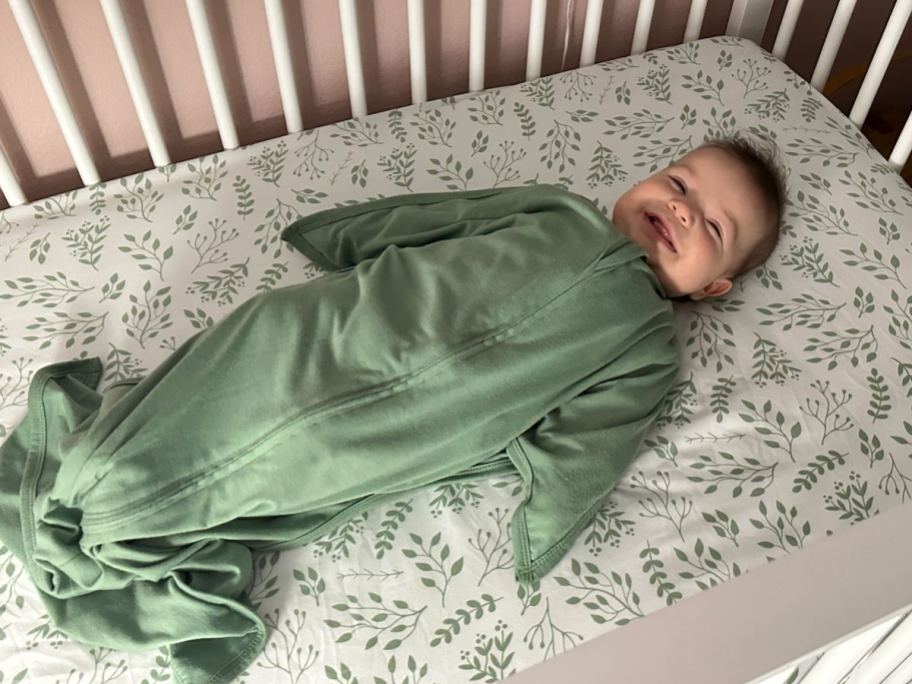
[1, 34, 911, 683]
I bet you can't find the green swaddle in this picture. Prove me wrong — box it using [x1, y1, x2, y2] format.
[0, 184, 679, 682]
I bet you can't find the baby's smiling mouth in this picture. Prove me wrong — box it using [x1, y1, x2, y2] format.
[644, 212, 677, 252]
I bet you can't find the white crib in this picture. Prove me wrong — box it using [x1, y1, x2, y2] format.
[1, 1, 912, 683]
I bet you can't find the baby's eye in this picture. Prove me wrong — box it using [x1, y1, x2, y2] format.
[671, 175, 722, 240]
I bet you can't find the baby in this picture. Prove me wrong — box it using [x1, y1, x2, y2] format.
[612, 135, 786, 301]
[0, 132, 790, 683]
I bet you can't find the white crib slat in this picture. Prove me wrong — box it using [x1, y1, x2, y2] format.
[525, 0, 545, 81]
[338, 0, 367, 117]
[810, 0, 857, 92]
[726, 0, 773, 44]
[630, 0, 655, 55]
[407, 0, 427, 104]
[793, 614, 902, 684]
[185, 0, 239, 149]
[684, 0, 709, 43]
[0, 144, 27, 207]
[8, 0, 100, 186]
[772, 0, 805, 60]
[579, 0, 604, 66]
[879, 649, 912, 684]
[469, 0, 487, 91]
[264, 0, 303, 133]
[848, 0, 912, 127]
[749, 665, 801, 684]
[845, 610, 912, 683]
[99, 0, 171, 167]
[889, 110, 912, 171]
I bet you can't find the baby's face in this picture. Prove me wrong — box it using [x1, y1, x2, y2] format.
[611, 146, 772, 299]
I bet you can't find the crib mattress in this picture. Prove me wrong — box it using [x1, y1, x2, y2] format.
[1, 35, 911, 683]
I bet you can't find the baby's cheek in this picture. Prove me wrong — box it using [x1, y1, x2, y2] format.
[611, 192, 630, 216]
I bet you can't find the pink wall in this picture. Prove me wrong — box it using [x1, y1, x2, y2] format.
[0, 0, 910, 209]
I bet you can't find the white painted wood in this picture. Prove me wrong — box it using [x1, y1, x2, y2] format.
[750, 665, 801, 684]
[726, 0, 773, 44]
[558, 0, 574, 71]
[845, 611, 912, 683]
[579, 0, 604, 66]
[772, 0, 805, 60]
[338, 0, 367, 117]
[264, 0, 303, 133]
[185, 0, 239, 149]
[469, 0, 487, 91]
[889, 110, 912, 170]
[848, 0, 912, 127]
[8, 0, 100, 185]
[99, 0, 170, 167]
[879, 648, 912, 684]
[811, 0, 857, 91]
[630, 0, 655, 55]
[503, 502, 912, 684]
[0, 144, 27, 207]
[525, 0, 545, 81]
[406, 0, 427, 104]
[794, 614, 902, 684]
[683, 0, 708, 43]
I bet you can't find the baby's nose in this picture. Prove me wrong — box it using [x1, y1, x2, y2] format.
[670, 200, 693, 226]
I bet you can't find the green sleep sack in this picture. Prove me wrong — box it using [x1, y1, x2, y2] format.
[0, 184, 679, 683]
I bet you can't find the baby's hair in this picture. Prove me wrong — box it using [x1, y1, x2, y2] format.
[698, 134, 787, 278]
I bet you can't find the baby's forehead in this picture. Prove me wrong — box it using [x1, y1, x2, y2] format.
[672, 146, 740, 172]
[665, 148, 759, 193]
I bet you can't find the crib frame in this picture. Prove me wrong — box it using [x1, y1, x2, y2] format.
[2, 1, 912, 682]
[2, 0, 912, 208]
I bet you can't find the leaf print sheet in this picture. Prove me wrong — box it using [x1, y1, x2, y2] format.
[2, 35, 911, 683]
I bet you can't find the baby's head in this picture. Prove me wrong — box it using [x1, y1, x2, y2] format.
[612, 135, 786, 300]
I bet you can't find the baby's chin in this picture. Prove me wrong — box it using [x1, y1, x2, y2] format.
[611, 206, 684, 297]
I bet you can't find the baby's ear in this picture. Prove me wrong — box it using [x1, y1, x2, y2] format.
[691, 278, 733, 300]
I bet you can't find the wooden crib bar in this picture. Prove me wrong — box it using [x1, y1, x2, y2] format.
[338, 0, 368, 119]
[406, 0, 427, 104]
[683, 0, 708, 43]
[265, 0, 305, 133]
[630, 0, 655, 55]
[471, 0, 489, 88]
[772, 0, 802, 62]
[580, 0, 606, 66]
[99, 0, 170, 167]
[7, 0, 100, 188]
[848, 0, 912, 127]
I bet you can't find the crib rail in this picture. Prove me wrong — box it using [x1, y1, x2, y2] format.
[780, 610, 912, 684]
[1, 0, 911, 209]
[504, 500, 912, 684]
